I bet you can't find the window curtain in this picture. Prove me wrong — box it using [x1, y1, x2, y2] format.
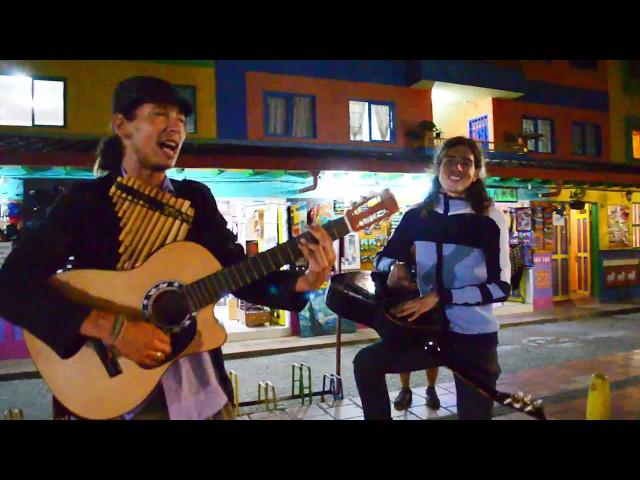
[522, 118, 536, 151]
[292, 96, 313, 138]
[349, 101, 367, 141]
[572, 124, 584, 155]
[584, 123, 598, 156]
[537, 119, 552, 153]
[0, 75, 33, 126]
[371, 104, 391, 141]
[267, 96, 287, 135]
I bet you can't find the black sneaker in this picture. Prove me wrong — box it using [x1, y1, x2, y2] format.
[393, 388, 413, 411]
[426, 386, 441, 410]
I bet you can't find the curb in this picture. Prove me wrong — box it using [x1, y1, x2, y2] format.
[225, 306, 640, 360]
[2, 306, 640, 381]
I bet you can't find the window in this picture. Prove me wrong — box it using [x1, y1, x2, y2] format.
[264, 92, 315, 138]
[633, 130, 640, 160]
[572, 122, 601, 157]
[522, 117, 554, 153]
[349, 100, 394, 142]
[173, 85, 196, 134]
[0, 75, 65, 127]
[569, 60, 598, 70]
[633, 204, 640, 248]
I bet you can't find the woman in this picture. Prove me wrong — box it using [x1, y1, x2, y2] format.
[354, 136, 511, 420]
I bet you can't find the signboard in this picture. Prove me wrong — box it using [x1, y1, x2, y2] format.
[488, 188, 518, 203]
[603, 258, 640, 287]
[533, 252, 553, 311]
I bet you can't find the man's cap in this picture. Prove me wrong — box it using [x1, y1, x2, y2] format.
[112, 76, 193, 117]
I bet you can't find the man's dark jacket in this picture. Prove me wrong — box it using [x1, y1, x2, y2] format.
[0, 173, 308, 401]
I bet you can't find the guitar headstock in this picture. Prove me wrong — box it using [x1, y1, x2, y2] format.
[503, 391, 546, 420]
[344, 189, 399, 232]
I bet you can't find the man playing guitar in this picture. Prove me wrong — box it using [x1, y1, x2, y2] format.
[0, 76, 337, 420]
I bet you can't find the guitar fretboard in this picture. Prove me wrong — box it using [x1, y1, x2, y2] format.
[182, 217, 351, 310]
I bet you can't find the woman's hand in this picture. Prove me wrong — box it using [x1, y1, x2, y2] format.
[295, 225, 336, 292]
[387, 262, 417, 290]
[391, 291, 440, 322]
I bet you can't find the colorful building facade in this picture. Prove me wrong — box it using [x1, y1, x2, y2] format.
[2, 59, 640, 359]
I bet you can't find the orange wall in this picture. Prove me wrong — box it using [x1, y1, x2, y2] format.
[246, 72, 431, 148]
[492, 98, 611, 162]
[521, 60, 608, 91]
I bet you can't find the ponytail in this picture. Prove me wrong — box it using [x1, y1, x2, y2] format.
[94, 135, 124, 177]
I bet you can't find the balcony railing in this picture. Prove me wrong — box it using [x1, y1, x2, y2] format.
[420, 137, 528, 155]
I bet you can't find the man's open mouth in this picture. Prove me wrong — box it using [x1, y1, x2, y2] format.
[158, 140, 179, 156]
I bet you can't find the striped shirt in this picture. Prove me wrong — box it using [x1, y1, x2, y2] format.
[376, 193, 511, 335]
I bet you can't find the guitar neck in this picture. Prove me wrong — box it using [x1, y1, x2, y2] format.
[183, 217, 352, 310]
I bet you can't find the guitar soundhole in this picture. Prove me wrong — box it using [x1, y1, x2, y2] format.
[150, 289, 192, 331]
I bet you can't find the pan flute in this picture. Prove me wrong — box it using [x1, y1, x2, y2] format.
[108, 176, 195, 271]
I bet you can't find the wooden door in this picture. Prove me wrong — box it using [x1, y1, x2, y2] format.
[551, 205, 570, 300]
[575, 205, 591, 295]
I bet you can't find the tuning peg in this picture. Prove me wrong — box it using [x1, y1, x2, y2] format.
[533, 399, 544, 410]
[524, 394, 532, 405]
[512, 392, 525, 409]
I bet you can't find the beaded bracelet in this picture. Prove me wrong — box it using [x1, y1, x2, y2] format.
[109, 315, 127, 345]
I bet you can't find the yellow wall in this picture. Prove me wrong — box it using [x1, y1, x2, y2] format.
[553, 188, 638, 249]
[0, 60, 216, 139]
[608, 60, 640, 163]
[432, 95, 494, 141]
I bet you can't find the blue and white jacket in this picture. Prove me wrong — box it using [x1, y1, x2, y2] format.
[375, 193, 511, 335]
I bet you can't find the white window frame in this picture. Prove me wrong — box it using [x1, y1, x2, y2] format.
[0, 74, 66, 127]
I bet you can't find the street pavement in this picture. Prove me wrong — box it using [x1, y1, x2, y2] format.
[3, 312, 640, 420]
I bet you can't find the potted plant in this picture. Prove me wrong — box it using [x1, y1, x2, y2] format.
[405, 120, 442, 148]
[503, 130, 544, 152]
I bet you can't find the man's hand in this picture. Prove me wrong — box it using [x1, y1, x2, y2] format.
[387, 262, 417, 290]
[391, 291, 439, 322]
[80, 310, 172, 368]
[295, 225, 336, 292]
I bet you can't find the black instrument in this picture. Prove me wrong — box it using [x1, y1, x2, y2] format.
[326, 271, 448, 345]
[326, 271, 546, 420]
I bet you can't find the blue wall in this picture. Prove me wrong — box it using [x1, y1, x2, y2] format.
[599, 249, 640, 303]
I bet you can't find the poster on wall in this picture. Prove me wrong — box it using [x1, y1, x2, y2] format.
[608, 205, 630, 247]
[341, 232, 361, 271]
[532, 206, 545, 250]
[515, 208, 532, 231]
[289, 201, 308, 237]
[298, 281, 357, 337]
[543, 206, 554, 251]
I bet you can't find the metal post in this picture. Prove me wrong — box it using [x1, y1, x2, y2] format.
[228, 370, 239, 416]
[336, 231, 344, 376]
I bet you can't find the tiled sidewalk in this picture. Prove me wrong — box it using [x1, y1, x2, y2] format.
[239, 384, 459, 420]
[239, 349, 640, 420]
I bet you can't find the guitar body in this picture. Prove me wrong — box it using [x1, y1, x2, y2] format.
[24, 241, 227, 420]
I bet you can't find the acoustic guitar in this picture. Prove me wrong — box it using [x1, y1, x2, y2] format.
[24, 190, 399, 419]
